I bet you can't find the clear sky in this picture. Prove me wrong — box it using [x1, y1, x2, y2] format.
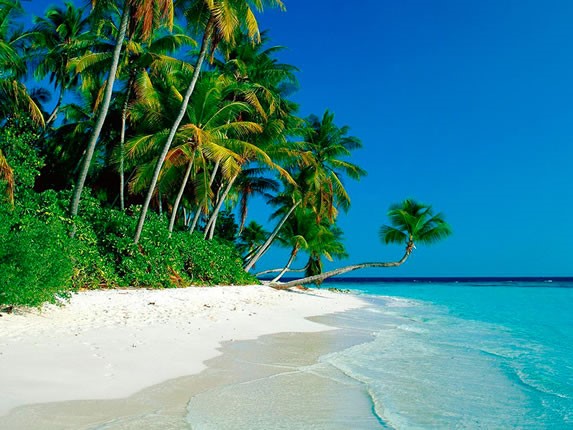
[23, 1, 573, 277]
[250, 0, 573, 277]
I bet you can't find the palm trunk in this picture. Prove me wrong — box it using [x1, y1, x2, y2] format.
[168, 153, 196, 234]
[69, 3, 130, 229]
[270, 247, 413, 289]
[188, 208, 202, 235]
[134, 18, 214, 244]
[189, 159, 220, 234]
[119, 76, 134, 211]
[271, 245, 299, 282]
[243, 200, 301, 272]
[255, 263, 308, 277]
[45, 87, 64, 126]
[204, 173, 237, 240]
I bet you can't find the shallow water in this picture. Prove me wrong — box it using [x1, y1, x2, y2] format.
[186, 280, 573, 429]
[318, 280, 573, 428]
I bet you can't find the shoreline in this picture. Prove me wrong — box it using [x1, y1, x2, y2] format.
[0, 285, 367, 423]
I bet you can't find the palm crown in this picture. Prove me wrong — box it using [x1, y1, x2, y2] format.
[380, 199, 452, 252]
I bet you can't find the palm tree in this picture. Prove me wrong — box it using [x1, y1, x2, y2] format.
[72, 21, 194, 210]
[134, 0, 286, 244]
[0, 0, 43, 125]
[299, 110, 367, 221]
[244, 111, 366, 272]
[301, 222, 348, 285]
[232, 167, 279, 234]
[270, 199, 452, 288]
[69, 0, 173, 228]
[32, 2, 89, 126]
[125, 71, 261, 233]
[237, 220, 269, 263]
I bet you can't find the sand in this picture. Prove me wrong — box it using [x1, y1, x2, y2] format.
[0, 285, 366, 419]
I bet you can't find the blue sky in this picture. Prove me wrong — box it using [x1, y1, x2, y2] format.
[254, 0, 573, 277]
[23, 1, 573, 276]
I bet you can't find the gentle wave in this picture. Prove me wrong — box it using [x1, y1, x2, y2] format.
[318, 281, 573, 428]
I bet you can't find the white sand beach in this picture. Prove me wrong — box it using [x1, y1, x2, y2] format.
[0, 285, 366, 419]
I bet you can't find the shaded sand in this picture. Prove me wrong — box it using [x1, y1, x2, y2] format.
[0, 285, 368, 427]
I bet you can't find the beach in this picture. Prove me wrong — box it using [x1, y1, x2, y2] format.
[0, 285, 369, 428]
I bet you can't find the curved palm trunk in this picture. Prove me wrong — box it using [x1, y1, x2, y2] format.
[45, 87, 64, 126]
[168, 153, 196, 234]
[204, 173, 238, 240]
[243, 200, 301, 272]
[271, 245, 299, 282]
[69, 4, 130, 228]
[189, 159, 220, 234]
[255, 264, 308, 277]
[134, 19, 214, 244]
[269, 246, 413, 290]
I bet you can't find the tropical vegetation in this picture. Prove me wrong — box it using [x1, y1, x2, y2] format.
[0, 0, 450, 307]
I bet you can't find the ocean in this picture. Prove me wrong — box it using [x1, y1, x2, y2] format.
[317, 278, 573, 428]
[186, 278, 573, 429]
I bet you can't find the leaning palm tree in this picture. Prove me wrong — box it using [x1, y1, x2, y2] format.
[244, 111, 366, 272]
[270, 199, 452, 288]
[134, 0, 286, 243]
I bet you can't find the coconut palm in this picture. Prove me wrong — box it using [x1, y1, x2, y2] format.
[134, 0, 286, 243]
[72, 20, 195, 210]
[32, 2, 89, 126]
[301, 222, 348, 285]
[231, 167, 279, 234]
[237, 220, 269, 263]
[0, 0, 43, 125]
[125, 71, 262, 233]
[69, 0, 173, 227]
[271, 199, 452, 288]
[298, 110, 366, 221]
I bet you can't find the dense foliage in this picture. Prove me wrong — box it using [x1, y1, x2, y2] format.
[0, 0, 370, 307]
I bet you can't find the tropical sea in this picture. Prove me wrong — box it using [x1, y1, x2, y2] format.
[187, 278, 573, 429]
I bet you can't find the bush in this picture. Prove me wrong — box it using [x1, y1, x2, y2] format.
[0, 186, 258, 307]
[0, 207, 74, 307]
[177, 232, 258, 285]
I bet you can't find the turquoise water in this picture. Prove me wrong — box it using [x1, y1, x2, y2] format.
[320, 280, 573, 428]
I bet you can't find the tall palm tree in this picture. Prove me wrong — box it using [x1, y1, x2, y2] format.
[244, 111, 365, 272]
[69, 0, 173, 227]
[299, 110, 367, 221]
[271, 199, 452, 288]
[73, 21, 194, 209]
[134, 0, 285, 243]
[125, 71, 261, 231]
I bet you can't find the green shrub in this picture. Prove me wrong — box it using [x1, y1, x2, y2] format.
[0, 207, 74, 307]
[177, 232, 258, 285]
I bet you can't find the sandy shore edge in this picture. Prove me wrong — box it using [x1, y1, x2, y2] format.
[0, 285, 366, 416]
